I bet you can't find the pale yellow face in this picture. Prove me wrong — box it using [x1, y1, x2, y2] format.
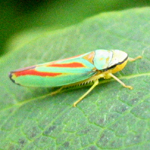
[108, 50, 128, 73]
[111, 59, 128, 73]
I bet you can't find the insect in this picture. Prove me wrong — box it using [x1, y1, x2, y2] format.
[9, 49, 142, 107]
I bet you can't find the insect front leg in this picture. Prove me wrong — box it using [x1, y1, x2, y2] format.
[73, 80, 99, 107]
[128, 56, 142, 62]
[109, 73, 133, 90]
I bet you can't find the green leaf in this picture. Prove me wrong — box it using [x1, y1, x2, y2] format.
[1, 8, 150, 149]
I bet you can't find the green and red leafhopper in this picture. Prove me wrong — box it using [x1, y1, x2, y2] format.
[9, 49, 141, 107]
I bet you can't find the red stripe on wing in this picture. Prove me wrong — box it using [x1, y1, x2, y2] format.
[14, 69, 62, 77]
[47, 62, 85, 68]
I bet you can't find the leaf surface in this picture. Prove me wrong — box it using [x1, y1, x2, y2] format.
[0, 8, 150, 149]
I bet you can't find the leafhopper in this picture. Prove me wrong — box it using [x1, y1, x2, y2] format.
[9, 49, 141, 107]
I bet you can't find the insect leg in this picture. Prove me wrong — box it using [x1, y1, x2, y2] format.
[73, 80, 99, 107]
[50, 87, 64, 96]
[128, 56, 142, 62]
[109, 73, 133, 90]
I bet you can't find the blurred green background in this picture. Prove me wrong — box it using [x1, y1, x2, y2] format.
[1, 0, 150, 56]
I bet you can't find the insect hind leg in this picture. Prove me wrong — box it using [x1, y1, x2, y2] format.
[50, 87, 64, 96]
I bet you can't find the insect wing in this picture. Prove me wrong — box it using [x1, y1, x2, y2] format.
[10, 52, 96, 87]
